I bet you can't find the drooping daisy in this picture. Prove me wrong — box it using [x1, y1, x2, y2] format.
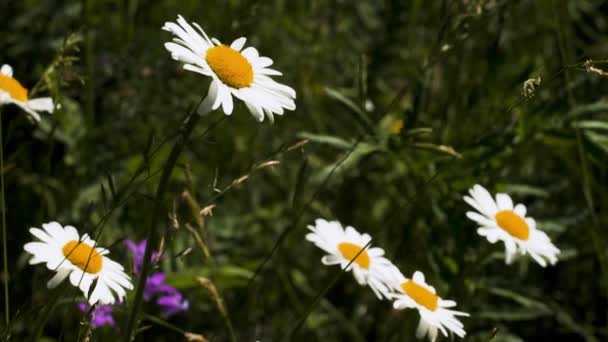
[305, 218, 395, 299]
[23, 222, 133, 305]
[389, 269, 468, 342]
[0, 64, 53, 121]
[464, 184, 560, 266]
[162, 15, 296, 122]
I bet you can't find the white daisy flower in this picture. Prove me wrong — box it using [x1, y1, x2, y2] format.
[305, 218, 395, 299]
[0, 64, 54, 121]
[23, 222, 133, 305]
[389, 269, 468, 342]
[162, 15, 296, 123]
[464, 184, 560, 266]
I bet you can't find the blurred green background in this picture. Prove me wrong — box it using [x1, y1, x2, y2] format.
[1, 0, 608, 341]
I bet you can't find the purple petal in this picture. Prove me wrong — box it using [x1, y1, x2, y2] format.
[125, 239, 163, 274]
[157, 292, 189, 317]
[78, 302, 116, 329]
[144, 272, 170, 299]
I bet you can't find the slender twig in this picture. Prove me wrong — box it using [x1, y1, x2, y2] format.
[123, 110, 202, 342]
[205, 160, 281, 204]
[0, 110, 8, 326]
[184, 223, 211, 262]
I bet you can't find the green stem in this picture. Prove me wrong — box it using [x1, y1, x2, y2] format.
[123, 111, 201, 342]
[0, 110, 8, 326]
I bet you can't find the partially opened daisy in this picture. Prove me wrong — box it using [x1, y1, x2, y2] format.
[389, 269, 468, 342]
[306, 218, 395, 299]
[0, 64, 53, 121]
[162, 15, 296, 122]
[24, 222, 133, 305]
[464, 184, 560, 266]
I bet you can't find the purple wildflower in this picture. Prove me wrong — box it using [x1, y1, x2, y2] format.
[125, 239, 189, 317]
[157, 291, 190, 317]
[125, 239, 159, 274]
[144, 272, 175, 300]
[78, 302, 116, 329]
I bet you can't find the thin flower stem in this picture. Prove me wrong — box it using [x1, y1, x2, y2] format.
[123, 110, 201, 342]
[0, 110, 9, 326]
[281, 240, 373, 341]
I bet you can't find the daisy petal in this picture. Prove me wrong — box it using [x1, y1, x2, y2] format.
[198, 80, 219, 115]
[496, 193, 513, 210]
[1, 64, 13, 76]
[230, 37, 247, 51]
[47, 267, 71, 288]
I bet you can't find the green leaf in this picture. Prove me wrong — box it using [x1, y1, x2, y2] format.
[573, 120, 608, 131]
[499, 184, 550, 198]
[404, 127, 433, 137]
[311, 142, 381, 183]
[298, 132, 353, 150]
[477, 309, 551, 321]
[165, 265, 254, 289]
[566, 100, 608, 120]
[35, 97, 85, 147]
[324, 87, 375, 132]
[553, 305, 599, 342]
[583, 130, 608, 154]
[483, 286, 552, 313]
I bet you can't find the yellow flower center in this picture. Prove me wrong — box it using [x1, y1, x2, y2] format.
[0, 73, 28, 102]
[495, 210, 529, 240]
[337, 242, 370, 269]
[205, 45, 254, 89]
[401, 280, 439, 311]
[62, 240, 103, 274]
